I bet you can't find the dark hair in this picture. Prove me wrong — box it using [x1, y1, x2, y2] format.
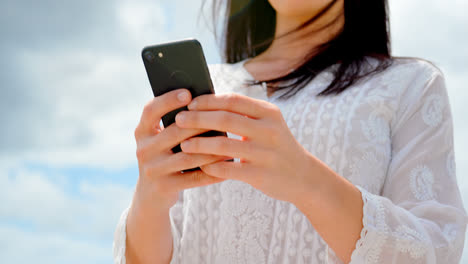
[204, 0, 394, 99]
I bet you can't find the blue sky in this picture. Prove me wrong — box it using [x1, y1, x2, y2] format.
[1, 0, 467, 263]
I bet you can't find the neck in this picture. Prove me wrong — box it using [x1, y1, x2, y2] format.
[257, 0, 345, 64]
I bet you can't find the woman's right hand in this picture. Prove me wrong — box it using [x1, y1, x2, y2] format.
[124, 89, 227, 264]
[133, 88, 228, 210]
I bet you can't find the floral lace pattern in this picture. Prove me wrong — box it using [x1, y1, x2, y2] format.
[409, 165, 435, 201]
[394, 225, 430, 259]
[422, 94, 444, 127]
[113, 57, 467, 264]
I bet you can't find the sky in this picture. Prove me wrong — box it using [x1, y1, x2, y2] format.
[0, 0, 467, 263]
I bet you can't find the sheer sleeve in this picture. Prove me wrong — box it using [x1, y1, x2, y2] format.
[350, 63, 468, 263]
[168, 191, 185, 264]
[113, 206, 130, 264]
[112, 191, 186, 264]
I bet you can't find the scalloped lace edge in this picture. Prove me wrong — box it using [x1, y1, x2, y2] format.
[349, 186, 387, 264]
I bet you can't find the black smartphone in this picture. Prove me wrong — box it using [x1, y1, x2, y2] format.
[142, 38, 230, 171]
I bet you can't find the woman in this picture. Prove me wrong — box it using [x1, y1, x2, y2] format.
[114, 0, 467, 263]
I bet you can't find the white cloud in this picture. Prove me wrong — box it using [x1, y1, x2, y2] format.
[0, 166, 133, 241]
[390, 0, 468, 72]
[0, 225, 110, 264]
[0, 0, 220, 169]
[118, 0, 166, 42]
[5, 50, 145, 169]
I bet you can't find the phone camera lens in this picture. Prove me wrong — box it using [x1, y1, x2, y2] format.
[144, 51, 155, 62]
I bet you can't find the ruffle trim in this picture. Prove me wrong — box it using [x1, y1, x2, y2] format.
[349, 186, 387, 264]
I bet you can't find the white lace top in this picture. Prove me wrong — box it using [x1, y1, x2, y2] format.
[113, 57, 467, 263]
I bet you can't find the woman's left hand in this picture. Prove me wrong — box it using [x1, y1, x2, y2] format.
[175, 93, 323, 204]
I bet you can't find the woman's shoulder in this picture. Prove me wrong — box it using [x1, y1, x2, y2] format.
[390, 56, 443, 75]
[360, 56, 446, 101]
[368, 56, 444, 84]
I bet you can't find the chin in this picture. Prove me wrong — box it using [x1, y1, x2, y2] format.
[268, 0, 334, 18]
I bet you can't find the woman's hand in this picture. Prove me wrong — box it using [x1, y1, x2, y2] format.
[174, 92, 366, 263]
[175, 93, 320, 204]
[133, 88, 229, 210]
[127, 88, 231, 264]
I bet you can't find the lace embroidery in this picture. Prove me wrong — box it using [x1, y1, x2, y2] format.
[443, 223, 458, 243]
[446, 151, 456, 181]
[337, 82, 369, 178]
[352, 187, 388, 264]
[422, 94, 444, 127]
[360, 111, 390, 145]
[215, 180, 274, 263]
[410, 165, 436, 201]
[440, 223, 464, 256]
[394, 225, 429, 259]
[349, 151, 386, 194]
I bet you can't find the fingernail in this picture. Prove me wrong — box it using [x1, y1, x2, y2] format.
[177, 91, 189, 102]
[176, 112, 186, 123]
[181, 140, 191, 150]
[188, 100, 197, 109]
